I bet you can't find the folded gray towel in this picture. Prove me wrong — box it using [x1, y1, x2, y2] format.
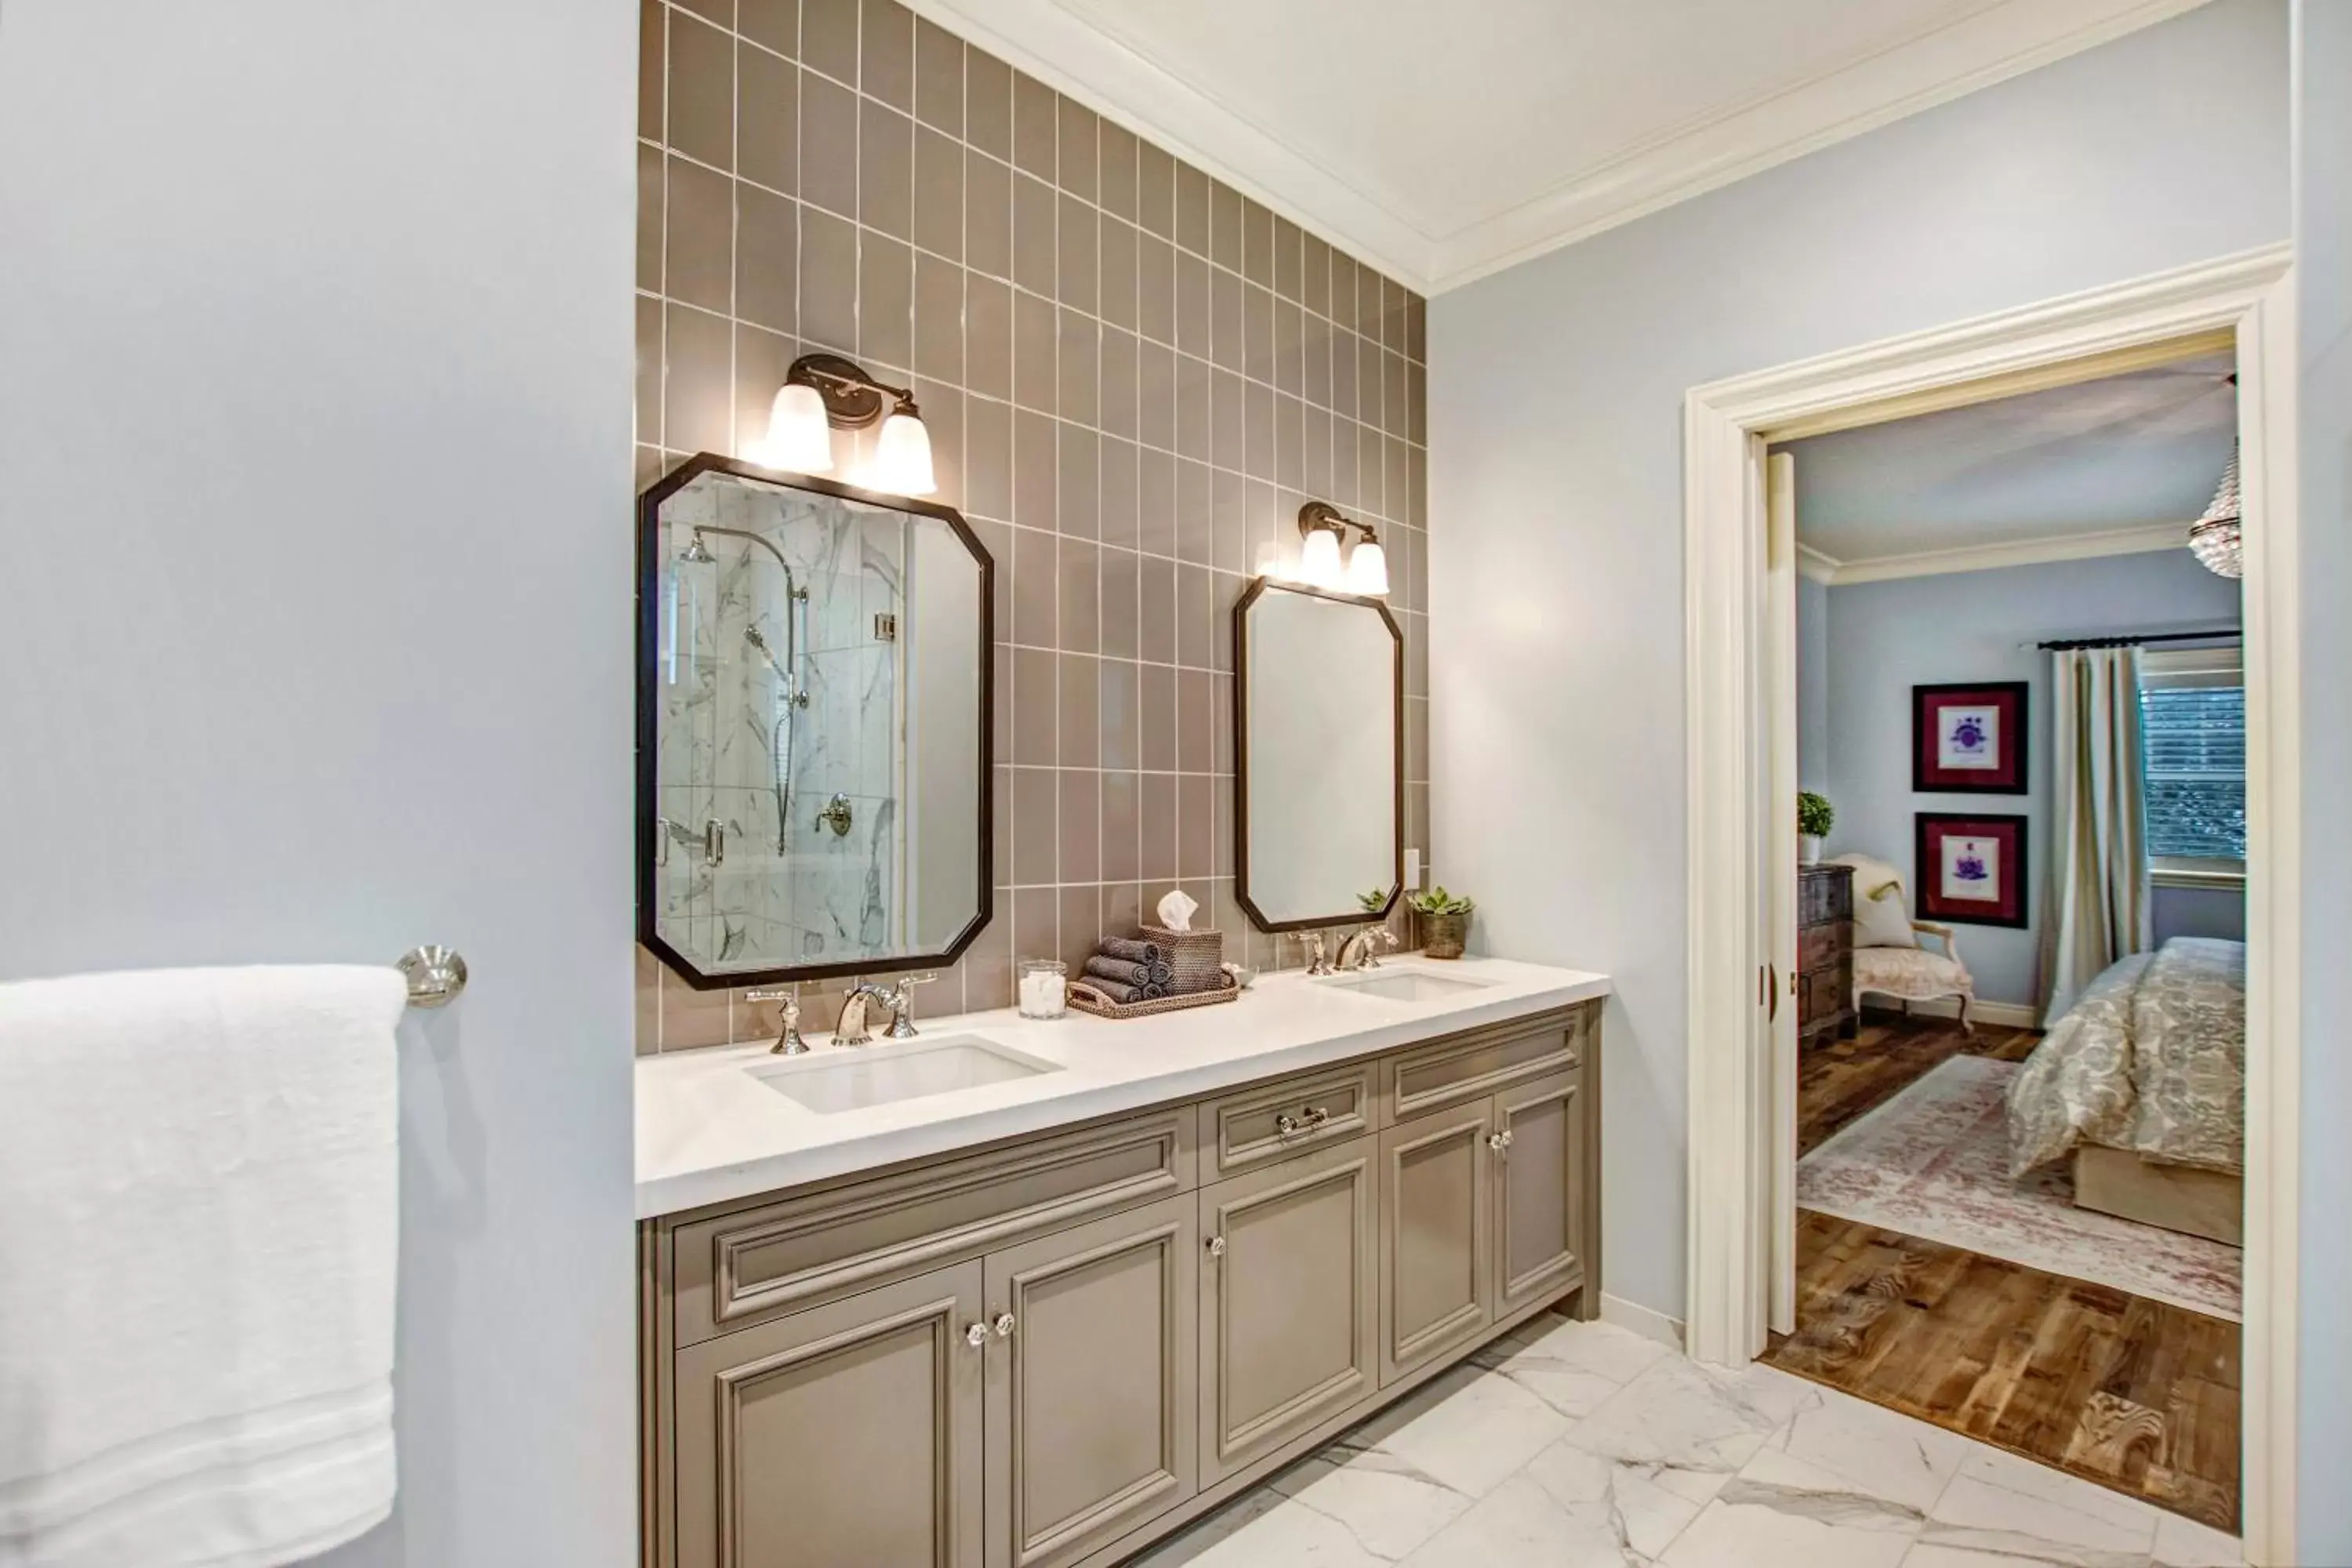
[1085, 955, 1172, 989]
[1098, 937, 1167, 966]
[1077, 978, 1169, 1005]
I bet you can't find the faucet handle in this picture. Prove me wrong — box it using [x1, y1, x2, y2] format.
[1288, 931, 1332, 976]
[878, 973, 932, 1039]
[744, 987, 808, 1054]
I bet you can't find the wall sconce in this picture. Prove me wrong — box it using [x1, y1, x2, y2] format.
[748, 352, 935, 496]
[1296, 502, 1388, 597]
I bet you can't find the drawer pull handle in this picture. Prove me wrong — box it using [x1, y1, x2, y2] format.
[964, 1322, 989, 1350]
[1486, 1130, 1515, 1155]
[1274, 1106, 1331, 1138]
[993, 1312, 1017, 1339]
[1207, 1236, 1227, 1259]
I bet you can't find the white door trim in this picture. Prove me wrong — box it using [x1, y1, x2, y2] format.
[1680, 243, 2298, 1565]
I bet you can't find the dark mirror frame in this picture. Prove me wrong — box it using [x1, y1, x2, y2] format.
[1232, 577, 1405, 935]
[635, 452, 996, 990]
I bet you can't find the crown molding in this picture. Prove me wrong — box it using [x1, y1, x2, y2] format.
[1802, 521, 2189, 586]
[906, 0, 2210, 297]
[900, 0, 1437, 289]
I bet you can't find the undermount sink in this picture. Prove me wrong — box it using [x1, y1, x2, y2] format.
[748, 1035, 1059, 1115]
[1317, 968, 1496, 1003]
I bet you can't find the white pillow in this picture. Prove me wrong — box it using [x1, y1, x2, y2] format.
[1832, 853, 1918, 949]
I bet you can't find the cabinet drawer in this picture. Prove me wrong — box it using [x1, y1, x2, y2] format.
[1198, 1063, 1377, 1179]
[1381, 1004, 1591, 1124]
[673, 1109, 1195, 1345]
[1798, 922, 1846, 973]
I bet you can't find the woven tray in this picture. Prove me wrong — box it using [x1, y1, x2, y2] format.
[1065, 971, 1239, 1020]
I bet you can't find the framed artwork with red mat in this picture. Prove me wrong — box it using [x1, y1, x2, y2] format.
[1912, 681, 2028, 794]
[1915, 812, 2028, 928]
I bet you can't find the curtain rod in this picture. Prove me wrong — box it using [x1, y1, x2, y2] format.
[2031, 629, 2242, 651]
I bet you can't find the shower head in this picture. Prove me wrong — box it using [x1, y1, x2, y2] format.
[677, 531, 716, 564]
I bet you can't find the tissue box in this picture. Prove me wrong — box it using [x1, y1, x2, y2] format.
[1138, 924, 1224, 993]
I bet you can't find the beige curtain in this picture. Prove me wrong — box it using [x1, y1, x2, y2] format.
[2040, 647, 2154, 1018]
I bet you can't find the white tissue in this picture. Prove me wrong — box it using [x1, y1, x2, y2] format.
[1156, 890, 1199, 931]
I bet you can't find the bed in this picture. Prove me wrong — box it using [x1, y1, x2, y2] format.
[2005, 936, 2245, 1246]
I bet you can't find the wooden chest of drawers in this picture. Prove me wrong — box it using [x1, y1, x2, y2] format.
[1798, 863, 1857, 1050]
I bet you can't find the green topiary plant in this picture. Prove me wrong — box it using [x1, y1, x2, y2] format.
[1798, 791, 1835, 838]
[1406, 886, 1475, 917]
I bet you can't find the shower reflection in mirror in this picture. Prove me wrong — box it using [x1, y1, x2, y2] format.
[643, 459, 990, 985]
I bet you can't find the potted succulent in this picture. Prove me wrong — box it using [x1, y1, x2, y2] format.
[1406, 887, 1475, 960]
[1798, 791, 1835, 867]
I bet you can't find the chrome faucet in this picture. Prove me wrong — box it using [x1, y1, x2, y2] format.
[833, 975, 930, 1044]
[744, 987, 807, 1054]
[1335, 926, 1399, 971]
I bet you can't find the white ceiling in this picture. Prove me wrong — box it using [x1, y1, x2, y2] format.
[913, 0, 2211, 290]
[1780, 353, 2236, 572]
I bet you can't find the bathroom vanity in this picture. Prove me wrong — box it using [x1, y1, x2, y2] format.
[634, 960, 1606, 1568]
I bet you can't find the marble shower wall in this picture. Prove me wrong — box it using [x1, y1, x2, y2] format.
[634, 0, 1432, 1050]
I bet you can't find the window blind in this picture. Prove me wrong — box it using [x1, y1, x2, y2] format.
[2140, 684, 2246, 861]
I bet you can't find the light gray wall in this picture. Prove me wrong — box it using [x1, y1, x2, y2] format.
[1428, 0, 2288, 1321]
[2292, 1, 2351, 1557]
[1814, 551, 2240, 1007]
[1797, 575, 1831, 796]
[0, 2, 638, 1563]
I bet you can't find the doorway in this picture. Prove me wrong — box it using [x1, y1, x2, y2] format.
[1679, 246, 2299, 1565]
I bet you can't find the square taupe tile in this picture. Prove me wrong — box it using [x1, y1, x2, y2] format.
[1178, 668, 1212, 774]
[1209, 570, 1240, 673]
[967, 51, 1011, 158]
[1013, 408, 1057, 529]
[1174, 162, 1209, 256]
[800, 0, 857, 84]
[1057, 194, 1097, 315]
[1012, 289, 1054, 412]
[667, 13, 735, 169]
[1011, 644, 1057, 761]
[663, 154, 731, 313]
[735, 181, 797, 332]
[1210, 267, 1243, 374]
[859, 0, 911, 108]
[1174, 457, 1212, 564]
[913, 251, 962, 383]
[1058, 652, 1100, 768]
[1011, 887, 1058, 967]
[859, 97, 913, 239]
[1241, 200, 1272, 288]
[1058, 770, 1099, 884]
[1138, 337, 1176, 449]
[1177, 564, 1214, 670]
[913, 126, 962, 259]
[1211, 469, 1245, 575]
[1057, 98, 1098, 201]
[1012, 530, 1057, 650]
[1012, 172, 1056, 299]
[966, 394, 1012, 517]
[1138, 448, 1175, 559]
[737, 46, 797, 194]
[1056, 885, 1100, 977]
[1012, 74, 1056, 180]
[1139, 773, 1178, 880]
[1272, 217, 1301, 302]
[635, 296, 662, 444]
[1175, 252, 1210, 361]
[1244, 381, 1274, 484]
[640, 0, 666, 136]
[1209, 181, 1241, 274]
[1138, 662, 1177, 771]
[914, 16, 962, 134]
[1057, 425, 1098, 539]
[965, 147, 1011, 279]
[1058, 310, 1098, 427]
[966, 274, 1012, 399]
[1099, 437, 1139, 551]
[1136, 140, 1174, 239]
[1101, 770, 1140, 882]
[858, 231, 912, 366]
[1301, 232, 1330, 317]
[1057, 536, 1098, 652]
[1175, 358, 1211, 464]
[1179, 775, 1214, 877]
[637, 141, 666, 292]
[739, 0, 794, 56]
[798, 69, 858, 217]
[1099, 121, 1138, 220]
[1098, 652, 1139, 768]
[1138, 231, 1175, 347]
[1100, 325, 1138, 441]
[1011, 764, 1056, 884]
[663, 302, 732, 451]
[1212, 367, 1243, 472]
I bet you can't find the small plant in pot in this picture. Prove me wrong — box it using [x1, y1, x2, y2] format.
[1406, 887, 1475, 960]
[1798, 791, 1835, 867]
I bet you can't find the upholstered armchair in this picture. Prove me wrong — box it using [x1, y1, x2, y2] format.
[1832, 854, 1978, 1033]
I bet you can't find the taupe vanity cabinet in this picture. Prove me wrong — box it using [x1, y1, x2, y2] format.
[641, 1001, 1601, 1568]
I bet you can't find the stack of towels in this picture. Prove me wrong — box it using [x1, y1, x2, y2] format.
[1080, 937, 1178, 1004]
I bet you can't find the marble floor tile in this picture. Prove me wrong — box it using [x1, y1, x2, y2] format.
[1920, 1445, 2161, 1566]
[1560, 1350, 1796, 1477]
[1469, 1316, 1670, 1420]
[1266, 1448, 1475, 1562]
[1360, 1359, 1576, 1498]
[1744, 1384, 1976, 1512]
[1659, 1488, 1919, 1568]
[1132, 1490, 1386, 1568]
[1396, 1472, 1651, 1568]
[1522, 1431, 1724, 1559]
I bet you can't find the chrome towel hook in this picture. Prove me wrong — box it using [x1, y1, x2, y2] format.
[396, 946, 469, 1008]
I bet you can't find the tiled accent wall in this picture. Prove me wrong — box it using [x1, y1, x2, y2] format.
[634, 0, 1430, 1050]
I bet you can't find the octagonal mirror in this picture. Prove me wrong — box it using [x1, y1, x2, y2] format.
[637, 455, 993, 988]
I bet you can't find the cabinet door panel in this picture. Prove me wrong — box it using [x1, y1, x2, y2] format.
[1377, 1101, 1494, 1385]
[674, 1261, 985, 1568]
[1493, 1069, 1587, 1316]
[983, 1193, 1198, 1568]
[1198, 1136, 1377, 1482]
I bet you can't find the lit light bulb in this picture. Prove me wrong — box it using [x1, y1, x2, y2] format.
[755, 382, 834, 473]
[1344, 531, 1388, 596]
[862, 409, 937, 496]
[1298, 525, 1344, 588]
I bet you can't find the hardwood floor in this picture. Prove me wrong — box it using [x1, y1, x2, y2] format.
[1766, 1010, 2242, 1532]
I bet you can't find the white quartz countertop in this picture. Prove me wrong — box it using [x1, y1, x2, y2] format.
[635, 956, 1610, 1218]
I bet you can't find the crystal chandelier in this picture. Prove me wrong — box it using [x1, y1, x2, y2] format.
[2188, 445, 2241, 579]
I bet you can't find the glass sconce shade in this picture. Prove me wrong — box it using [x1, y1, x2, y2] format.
[866, 408, 937, 496]
[758, 382, 835, 474]
[1344, 532, 1388, 597]
[1298, 524, 1345, 587]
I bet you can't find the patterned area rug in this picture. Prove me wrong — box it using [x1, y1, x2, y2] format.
[1797, 1055, 2241, 1321]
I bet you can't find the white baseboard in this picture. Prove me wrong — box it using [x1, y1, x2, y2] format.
[1599, 1293, 1686, 1352]
[1863, 994, 2041, 1029]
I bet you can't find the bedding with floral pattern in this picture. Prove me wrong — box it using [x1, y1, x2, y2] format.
[2005, 937, 2245, 1178]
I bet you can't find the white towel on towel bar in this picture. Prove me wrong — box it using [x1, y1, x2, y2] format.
[0, 964, 405, 1567]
